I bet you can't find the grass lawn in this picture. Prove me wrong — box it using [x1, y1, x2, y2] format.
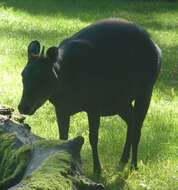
[0, 0, 178, 189]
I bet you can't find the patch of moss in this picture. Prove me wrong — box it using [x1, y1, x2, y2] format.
[15, 151, 74, 190]
[0, 132, 32, 190]
[0, 134, 91, 190]
[33, 139, 67, 149]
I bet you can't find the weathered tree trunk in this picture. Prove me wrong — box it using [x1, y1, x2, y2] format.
[0, 105, 105, 190]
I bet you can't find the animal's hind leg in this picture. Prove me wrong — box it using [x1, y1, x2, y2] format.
[118, 105, 134, 169]
[87, 112, 101, 175]
[131, 87, 153, 169]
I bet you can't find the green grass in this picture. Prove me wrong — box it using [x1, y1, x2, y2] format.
[0, 0, 178, 189]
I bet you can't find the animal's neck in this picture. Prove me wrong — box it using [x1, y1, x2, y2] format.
[48, 62, 61, 102]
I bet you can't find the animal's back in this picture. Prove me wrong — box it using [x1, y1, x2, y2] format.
[56, 19, 161, 115]
[61, 18, 159, 83]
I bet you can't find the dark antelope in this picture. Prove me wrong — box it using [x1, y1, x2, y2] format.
[18, 18, 161, 174]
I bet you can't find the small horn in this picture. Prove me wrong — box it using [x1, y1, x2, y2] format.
[41, 46, 45, 57]
[28, 40, 41, 60]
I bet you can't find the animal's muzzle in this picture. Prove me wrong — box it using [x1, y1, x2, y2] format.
[18, 102, 32, 115]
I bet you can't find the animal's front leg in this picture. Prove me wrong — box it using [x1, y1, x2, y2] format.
[55, 107, 70, 140]
[87, 112, 101, 175]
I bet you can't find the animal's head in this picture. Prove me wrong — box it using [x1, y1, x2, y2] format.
[18, 40, 59, 115]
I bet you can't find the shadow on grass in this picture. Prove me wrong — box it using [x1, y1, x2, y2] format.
[2, 0, 178, 43]
[2, 0, 178, 41]
[2, 0, 178, 23]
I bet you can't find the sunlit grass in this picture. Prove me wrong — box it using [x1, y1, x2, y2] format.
[0, 0, 178, 189]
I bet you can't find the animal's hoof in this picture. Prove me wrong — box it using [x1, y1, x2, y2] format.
[130, 164, 138, 171]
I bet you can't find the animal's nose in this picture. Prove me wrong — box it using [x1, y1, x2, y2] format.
[18, 103, 31, 115]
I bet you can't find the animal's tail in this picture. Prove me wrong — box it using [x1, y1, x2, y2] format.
[150, 41, 162, 84]
[154, 42, 162, 74]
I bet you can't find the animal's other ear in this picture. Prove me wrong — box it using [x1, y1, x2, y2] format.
[28, 40, 41, 61]
[46, 46, 58, 63]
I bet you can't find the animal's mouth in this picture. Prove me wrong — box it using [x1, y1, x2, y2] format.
[24, 109, 36, 116]
[18, 99, 46, 116]
[18, 105, 36, 115]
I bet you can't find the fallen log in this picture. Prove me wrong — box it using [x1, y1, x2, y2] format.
[0, 105, 105, 190]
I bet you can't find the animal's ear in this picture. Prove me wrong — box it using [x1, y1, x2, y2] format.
[28, 40, 41, 60]
[46, 46, 58, 63]
[40, 45, 45, 57]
